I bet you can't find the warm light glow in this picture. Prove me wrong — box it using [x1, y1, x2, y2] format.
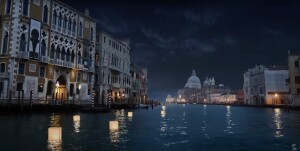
[48, 127, 62, 142]
[275, 93, 278, 98]
[109, 121, 119, 131]
[56, 81, 59, 87]
[78, 84, 82, 90]
[161, 110, 166, 115]
[179, 95, 181, 99]
[274, 108, 280, 113]
[73, 115, 80, 122]
[128, 112, 133, 118]
[117, 93, 119, 96]
[162, 105, 166, 110]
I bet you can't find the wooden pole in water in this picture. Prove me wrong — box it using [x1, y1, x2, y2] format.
[21, 90, 24, 112]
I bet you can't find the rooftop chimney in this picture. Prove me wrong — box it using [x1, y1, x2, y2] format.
[85, 8, 89, 16]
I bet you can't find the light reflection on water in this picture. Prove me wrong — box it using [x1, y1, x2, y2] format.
[274, 108, 283, 138]
[110, 109, 129, 146]
[202, 104, 209, 138]
[224, 105, 234, 134]
[2, 105, 298, 150]
[48, 114, 62, 151]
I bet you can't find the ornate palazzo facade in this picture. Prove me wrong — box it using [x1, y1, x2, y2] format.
[0, 0, 96, 102]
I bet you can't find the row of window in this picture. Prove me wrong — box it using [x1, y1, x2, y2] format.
[108, 39, 123, 52]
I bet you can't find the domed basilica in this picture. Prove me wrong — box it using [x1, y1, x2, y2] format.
[166, 69, 230, 104]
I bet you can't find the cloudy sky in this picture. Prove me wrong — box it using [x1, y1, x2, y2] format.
[64, 0, 300, 100]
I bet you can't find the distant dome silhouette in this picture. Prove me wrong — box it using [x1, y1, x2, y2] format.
[184, 70, 201, 89]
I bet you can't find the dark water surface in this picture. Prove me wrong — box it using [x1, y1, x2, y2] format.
[1, 104, 300, 151]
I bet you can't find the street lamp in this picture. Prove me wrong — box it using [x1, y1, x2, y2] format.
[56, 81, 59, 98]
[275, 93, 278, 105]
[78, 84, 81, 102]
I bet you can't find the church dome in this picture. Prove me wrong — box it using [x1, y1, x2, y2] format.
[185, 70, 201, 89]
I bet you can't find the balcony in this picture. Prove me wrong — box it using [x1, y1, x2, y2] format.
[112, 82, 120, 88]
[72, 32, 76, 37]
[17, 51, 29, 59]
[39, 56, 48, 63]
[0, 72, 9, 78]
[88, 67, 95, 73]
[78, 64, 85, 70]
[52, 24, 56, 30]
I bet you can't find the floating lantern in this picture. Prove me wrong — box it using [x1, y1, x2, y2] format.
[109, 121, 119, 131]
[73, 115, 80, 122]
[128, 112, 133, 118]
[48, 127, 62, 142]
[162, 105, 166, 110]
[161, 110, 166, 115]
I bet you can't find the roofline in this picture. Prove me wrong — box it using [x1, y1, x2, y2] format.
[97, 31, 129, 46]
[54, 0, 96, 22]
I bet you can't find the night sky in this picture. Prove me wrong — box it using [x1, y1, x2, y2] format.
[64, 0, 300, 100]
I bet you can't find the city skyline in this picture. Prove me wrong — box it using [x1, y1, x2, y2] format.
[63, 0, 300, 100]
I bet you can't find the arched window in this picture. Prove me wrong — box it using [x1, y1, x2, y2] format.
[71, 50, 75, 62]
[58, 13, 62, 27]
[50, 44, 55, 59]
[56, 46, 60, 59]
[66, 49, 70, 62]
[68, 18, 72, 31]
[90, 27, 94, 41]
[41, 40, 46, 56]
[2, 32, 9, 54]
[63, 16, 67, 29]
[78, 51, 82, 64]
[61, 47, 65, 61]
[53, 10, 57, 25]
[19, 33, 26, 52]
[72, 20, 76, 33]
[6, 0, 12, 14]
[43, 5, 48, 23]
[22, 0, 29, 16]
[79, 22, 83, 37]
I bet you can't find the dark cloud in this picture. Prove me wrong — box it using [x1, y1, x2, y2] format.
[63, 0, 300, 100]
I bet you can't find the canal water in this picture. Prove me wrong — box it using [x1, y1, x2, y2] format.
[1, 104, 300, 151]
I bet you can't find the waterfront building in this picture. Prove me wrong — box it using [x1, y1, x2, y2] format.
[166, 94, 174, 103]
[130, 64, 148, 104]
[95, 32, 131, 105]
[287, 53, 300, 106]
[0, 0, 96, 103]
[243, 65, 289, 105]
[174, 70, 229, 104]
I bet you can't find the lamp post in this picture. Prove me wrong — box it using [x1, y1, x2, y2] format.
[56, 82, 59, 105]
[275, 93, 278, 105]
[122, 93, 125, 104]
[117, 92, 119, 104]
[78, 84, 81, 102]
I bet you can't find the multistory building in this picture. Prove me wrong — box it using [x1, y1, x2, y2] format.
[95, 32, 131, 105]
[243, 65, 289, 105]
[0, 0, 96, 103]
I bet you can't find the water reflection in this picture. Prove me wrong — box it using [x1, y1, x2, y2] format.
[274, 108, 283, 138]
[202, 104, 209, 138]
[109, 109, 129, 145]
[48, 114, 62, 151]
[224, 106, 234, 134]
[73, 115, 80, 133]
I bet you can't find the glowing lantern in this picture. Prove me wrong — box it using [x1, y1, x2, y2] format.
[128, 112, 133, 118]
[48, 127, 62, 142]
[109, 121, 119, 131]
[73, 115, 80, 122]
[161, 110, 166, 115]
[162, 105, 166, 110]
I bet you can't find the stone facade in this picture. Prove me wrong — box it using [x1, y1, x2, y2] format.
[95, 32, 131, 105]
[0, 0, 96, 103]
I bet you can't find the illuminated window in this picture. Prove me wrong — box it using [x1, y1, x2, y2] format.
[38, 84, 44, 92]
